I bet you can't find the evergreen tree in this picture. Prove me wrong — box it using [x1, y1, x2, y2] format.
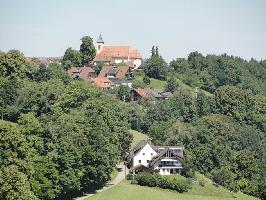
[151, 46, 155, 57]
[155, 46, 159, 57]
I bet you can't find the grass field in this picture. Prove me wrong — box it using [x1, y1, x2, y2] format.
[130, 129, 149, 149]
[133, 74, 212, 97]
[87, 179, 256, 200]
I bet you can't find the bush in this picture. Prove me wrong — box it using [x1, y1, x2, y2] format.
[136, 173, 190, 193]
[181, 166, 195, 178]
[199, 179, 205, 187]
[135, 173, 158, 187]
[213, 174, 222, 186]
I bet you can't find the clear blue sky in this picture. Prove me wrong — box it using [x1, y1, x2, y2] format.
[0, 0, 265, 61]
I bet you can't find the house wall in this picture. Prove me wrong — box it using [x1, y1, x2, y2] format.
[152, 159, 182, 175]
[133, 144, 158, 167]
[113, 57, 141, 69]
[114, 58, 126, 63]
[133, 58, 142, 68]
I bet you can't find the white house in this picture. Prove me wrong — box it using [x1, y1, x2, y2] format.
[93, 34, 142, 69]
[126, 140, 184, 175]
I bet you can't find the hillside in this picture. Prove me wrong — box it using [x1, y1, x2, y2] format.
[87, 177, 257, 200]
[133, 72, 212, 96]
[86, 130, 258, 200]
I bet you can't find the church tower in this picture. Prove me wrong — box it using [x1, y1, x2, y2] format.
[96, 33, 104, 53]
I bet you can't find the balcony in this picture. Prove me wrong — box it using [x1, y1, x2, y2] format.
[158, 164, 182, 168]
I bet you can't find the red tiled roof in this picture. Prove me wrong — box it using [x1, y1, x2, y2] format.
[67, 66, 95, 81]
[98, 65, 130, 79]
[90, 77, 112, 89]
[134, 88, 150, 99]
[94, 46, 141, 62]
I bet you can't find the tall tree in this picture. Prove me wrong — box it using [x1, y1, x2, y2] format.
[80, 36, 96, 65]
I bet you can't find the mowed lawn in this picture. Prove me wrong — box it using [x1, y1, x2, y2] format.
[87, 179, 256, 200]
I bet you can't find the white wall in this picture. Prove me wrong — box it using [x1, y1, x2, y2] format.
[96, 42, 104, 53]
[133, 143, 157, 167]
[133, 59, 142, 68]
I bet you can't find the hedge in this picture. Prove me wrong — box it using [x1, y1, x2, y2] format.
[135, 173, 191, 193]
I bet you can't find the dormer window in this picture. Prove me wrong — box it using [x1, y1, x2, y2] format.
[143, 153, 145, 156]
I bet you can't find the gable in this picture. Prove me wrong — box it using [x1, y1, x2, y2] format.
[135, 143, 157, 158]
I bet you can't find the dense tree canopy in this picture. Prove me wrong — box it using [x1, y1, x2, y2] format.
[170, 52, 266, 94]
[0, 50, 132, 199]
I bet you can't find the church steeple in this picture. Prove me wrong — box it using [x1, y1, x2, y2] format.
[97, 33, 104, 44]
[96, 33, 104, 52]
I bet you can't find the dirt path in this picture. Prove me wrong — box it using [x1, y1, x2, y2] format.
[74, 162, 128, 200]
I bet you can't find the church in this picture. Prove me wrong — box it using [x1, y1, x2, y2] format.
[93, 34, 142, 69]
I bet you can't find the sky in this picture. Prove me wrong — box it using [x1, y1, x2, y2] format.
[0, 0, 266, 61]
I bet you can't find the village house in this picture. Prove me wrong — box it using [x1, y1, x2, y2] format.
[98, 65, 133, 87]
[67, 66, 96, 81]
[126, 140, 184, 175]
[131, 88, 173, 101]
[90, 77, 113, 89]
[93, 34, 142, 69]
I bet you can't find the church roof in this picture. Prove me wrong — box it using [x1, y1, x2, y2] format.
[94, 46, 142, 61]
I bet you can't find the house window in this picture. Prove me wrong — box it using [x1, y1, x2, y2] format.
[138, 160, 141, 164]
[147, 160, 149, 163]
[151, 153, 153, 156]
[143, 153, 145, 156]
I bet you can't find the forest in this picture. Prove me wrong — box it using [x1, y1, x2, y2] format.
[0, 45, 266, 199]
